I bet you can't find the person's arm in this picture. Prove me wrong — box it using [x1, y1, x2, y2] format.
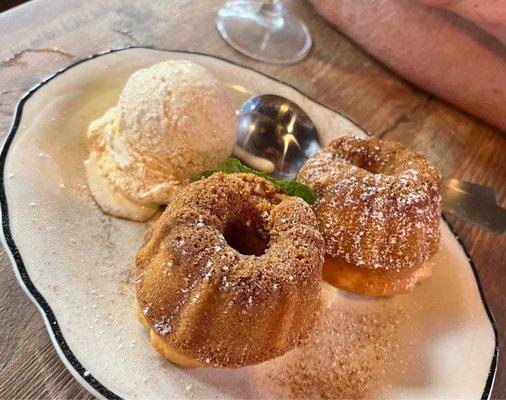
[309, 0, 506, 131]
[421, 0, 506, 45]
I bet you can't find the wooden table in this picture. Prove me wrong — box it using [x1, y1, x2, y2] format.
[0, 0, 504, 398]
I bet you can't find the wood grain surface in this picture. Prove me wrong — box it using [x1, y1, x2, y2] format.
[0, 0, 504, 398]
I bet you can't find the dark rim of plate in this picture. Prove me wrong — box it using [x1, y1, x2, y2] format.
[0, 46, 499, 400]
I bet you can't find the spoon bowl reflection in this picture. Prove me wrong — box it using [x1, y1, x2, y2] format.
[235, 94, 321, 180]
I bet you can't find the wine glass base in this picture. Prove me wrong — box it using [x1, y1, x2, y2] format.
[216, 0, 312, 64]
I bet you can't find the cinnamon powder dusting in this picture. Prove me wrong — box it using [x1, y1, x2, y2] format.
[255, 297, 408, 399]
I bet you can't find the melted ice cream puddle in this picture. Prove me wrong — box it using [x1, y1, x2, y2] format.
[85, 154, 158, 222]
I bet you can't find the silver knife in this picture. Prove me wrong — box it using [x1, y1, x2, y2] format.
[443, 180, 506, 234]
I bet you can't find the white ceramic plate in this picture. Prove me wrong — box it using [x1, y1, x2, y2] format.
[0, 47, 498, 399]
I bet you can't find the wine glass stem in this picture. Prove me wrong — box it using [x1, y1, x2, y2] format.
[258, 0, 285, 30]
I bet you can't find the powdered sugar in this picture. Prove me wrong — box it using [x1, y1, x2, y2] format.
[298, 137, 442, 270]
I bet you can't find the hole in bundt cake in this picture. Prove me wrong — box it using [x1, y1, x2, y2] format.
[224, 220, 269, 256]
[346, 157, 388, 175]
[342, 144, 397, 175]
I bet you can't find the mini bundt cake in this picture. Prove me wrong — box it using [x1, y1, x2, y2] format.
[297, 136, 442, 296]
[135, 173, 324, 367]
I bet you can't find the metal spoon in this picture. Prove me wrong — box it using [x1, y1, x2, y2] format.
[235, 94, 320, 180]
[235, 94, 505, 233]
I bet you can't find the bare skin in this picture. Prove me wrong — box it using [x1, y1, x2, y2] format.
[309, 0, 506, 131]
[421, 0, 506, 45]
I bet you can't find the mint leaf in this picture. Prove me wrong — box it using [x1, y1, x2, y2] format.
[194, 158, 316, 204]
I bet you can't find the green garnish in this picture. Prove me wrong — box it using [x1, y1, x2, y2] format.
[194, 158, 316, 204]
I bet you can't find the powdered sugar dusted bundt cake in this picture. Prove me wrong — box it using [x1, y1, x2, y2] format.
[298, 136, 442, 296]
[135, 172, 324, 367]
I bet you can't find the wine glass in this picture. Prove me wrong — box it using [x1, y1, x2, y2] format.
[216, 0, 312, 64]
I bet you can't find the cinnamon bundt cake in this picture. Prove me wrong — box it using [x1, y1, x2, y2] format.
[135, 173, 324, 367]
[297, 136, 442, 296]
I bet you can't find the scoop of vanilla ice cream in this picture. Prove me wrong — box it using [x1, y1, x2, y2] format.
[87, 60, 236, 218]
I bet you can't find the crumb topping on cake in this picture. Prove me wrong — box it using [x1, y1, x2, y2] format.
[135, 173, 324, 367]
